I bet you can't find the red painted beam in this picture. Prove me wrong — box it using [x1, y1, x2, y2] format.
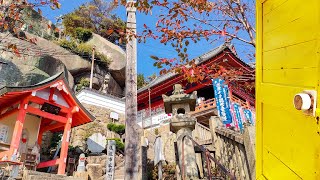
[37, 159, 59, 169]
[49, 88, 55, 102]
[39, 122, 65, 134]
[9, 98, 28, 158]
[58, 113, 72, 174]
[29, 96, 70, 113]
[57, 87, 73, 108]
[0, 96, 27, 113]
[26, 106, 67, 124]
[39, 118, 52, 128]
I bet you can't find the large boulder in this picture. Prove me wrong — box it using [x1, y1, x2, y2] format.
[0, 32, 125, 93]
[85, 33, 126, 87]
[0, 33, 109, 90]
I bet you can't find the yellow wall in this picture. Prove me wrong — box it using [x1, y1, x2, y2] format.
[257, 0, 320, 179]
[1, 112, 41, 148]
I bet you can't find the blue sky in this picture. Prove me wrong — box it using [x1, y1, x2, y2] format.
[40, 0, 255, 77]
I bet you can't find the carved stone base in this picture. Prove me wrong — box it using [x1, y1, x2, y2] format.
[176, 128, 199, 179]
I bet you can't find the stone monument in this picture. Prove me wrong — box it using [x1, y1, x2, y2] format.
[86, 133, 107, 179]
[162, 84, 198, 179]
[105, 140, 116, 180]
[87, 133, 107, 153]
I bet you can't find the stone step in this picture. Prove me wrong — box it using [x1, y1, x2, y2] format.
[114, 172, 124, 176]
[114, 175, 125, 180]
[23, 170, 86, 180]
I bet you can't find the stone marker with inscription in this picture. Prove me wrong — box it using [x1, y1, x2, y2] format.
[105, 140, 116, 180]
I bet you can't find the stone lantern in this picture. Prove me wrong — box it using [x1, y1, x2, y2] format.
[162, 84, 198, 179]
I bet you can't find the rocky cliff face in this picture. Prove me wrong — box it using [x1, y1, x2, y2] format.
[85, 34, 126, 87]
[0, 32, 125, 97]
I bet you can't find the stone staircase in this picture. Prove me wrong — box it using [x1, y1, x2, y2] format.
[22, 170, 85, 180]
[193, 122, 213, 145]
[97, 159, 125, 180]
[114, 160, 125, 180]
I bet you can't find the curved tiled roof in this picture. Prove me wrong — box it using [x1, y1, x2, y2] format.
[138, 43, 253, 93]
[0, 72, 95, 129]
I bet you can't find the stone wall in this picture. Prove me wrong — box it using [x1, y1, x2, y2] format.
[70, 103, 125, 151]
[85, 154, 124, 180]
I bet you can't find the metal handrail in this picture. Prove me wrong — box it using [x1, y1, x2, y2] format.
[181, 135, 236, 180]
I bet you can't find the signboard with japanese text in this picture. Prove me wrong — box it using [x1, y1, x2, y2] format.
[0, 123, 9, 143]
[105, 140, 116, 180]
[212, 79, 233, 124]
[233, 103, 244, 131]
[139, 112, 172, 127]
[230, 103, 239, 130]
[243, 109, 254, 125]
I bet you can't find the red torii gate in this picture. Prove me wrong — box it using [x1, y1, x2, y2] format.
[0, 72, 94, 174]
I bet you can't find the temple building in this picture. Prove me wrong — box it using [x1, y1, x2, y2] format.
[0, 72, 94, 174]
[137, 43, 255, 129]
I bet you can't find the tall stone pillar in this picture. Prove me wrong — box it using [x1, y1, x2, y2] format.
[176, 128, 198, 178]
[162, 84, 199, 179]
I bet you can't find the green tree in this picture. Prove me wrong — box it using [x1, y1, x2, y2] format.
[107, 123, 125, 135]
[107, 138, 125, 151]
[137, 73, 147, 89]
[0, 0, 61, 56]
[115, 0, 256, 84]
[62, 0, 125, 46]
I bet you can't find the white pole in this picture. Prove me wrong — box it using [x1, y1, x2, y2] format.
[89, 46, 95, 89]
[148, 88, 152, 127]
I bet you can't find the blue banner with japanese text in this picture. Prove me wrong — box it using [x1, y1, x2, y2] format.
[243, 109, 253, 125]
[212, 79, 233, 124]
[233, 103, 244, 131]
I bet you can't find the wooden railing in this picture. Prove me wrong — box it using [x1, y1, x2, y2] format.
[193, 98, 217, 114]
[231, 95, 250, 109]
[182, 135, 236, 180]
[193, 122, 212, 145]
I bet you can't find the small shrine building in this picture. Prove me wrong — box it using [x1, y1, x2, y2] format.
[0, 72, 94, 174]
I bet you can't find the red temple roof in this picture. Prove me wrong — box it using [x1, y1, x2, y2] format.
[0, 72, 94, 130]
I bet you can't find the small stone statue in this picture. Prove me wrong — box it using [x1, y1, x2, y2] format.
[18, 129, 28, 155]
[77, 153, 86, 172]
[31, 142, 40, 164]
[101, 74, 110, 93]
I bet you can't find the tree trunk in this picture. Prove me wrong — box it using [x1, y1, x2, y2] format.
[124, 2, 140, 180]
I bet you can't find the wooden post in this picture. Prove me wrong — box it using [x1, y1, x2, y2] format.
[37, 131, 43, 146]
[9, 98, 28, 157]
[124, 1, 140, 179]
[89, 46, 95, 89]
[57, 113, 72, 174]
